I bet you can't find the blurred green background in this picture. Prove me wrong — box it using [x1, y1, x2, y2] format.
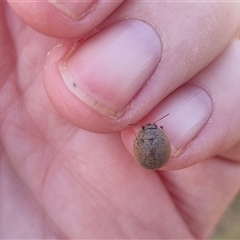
[209, 191, 240, 239]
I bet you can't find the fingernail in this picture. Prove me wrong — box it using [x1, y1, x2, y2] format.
[149, 85, 213, 155]
[48, 0, 96, 20]
[59, 20, 162, 119]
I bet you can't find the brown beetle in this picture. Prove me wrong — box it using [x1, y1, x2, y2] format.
[133, 114, 171, 170]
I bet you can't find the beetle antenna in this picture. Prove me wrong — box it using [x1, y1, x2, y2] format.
[154, 113, 169, 124]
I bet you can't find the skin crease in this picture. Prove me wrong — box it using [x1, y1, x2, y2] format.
[1, 1, 240, 239]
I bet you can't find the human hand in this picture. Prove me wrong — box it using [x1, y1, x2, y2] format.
[1, 1, 240, 239]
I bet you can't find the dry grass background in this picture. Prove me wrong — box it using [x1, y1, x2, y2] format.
[209, 191, 240, 239]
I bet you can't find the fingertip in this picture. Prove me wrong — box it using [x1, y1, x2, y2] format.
[44, 41, 134, 134]
[121, 84, 213, 171]
[43, 18, 162, 134]
[7, 1, 124, 38]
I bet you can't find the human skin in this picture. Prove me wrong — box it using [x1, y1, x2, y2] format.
[1, 1, 240, 239]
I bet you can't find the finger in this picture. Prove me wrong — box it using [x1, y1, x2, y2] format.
[7, 0, 124, 38]
[122, 39, 240, 170]
[44, 2, 240, 133]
